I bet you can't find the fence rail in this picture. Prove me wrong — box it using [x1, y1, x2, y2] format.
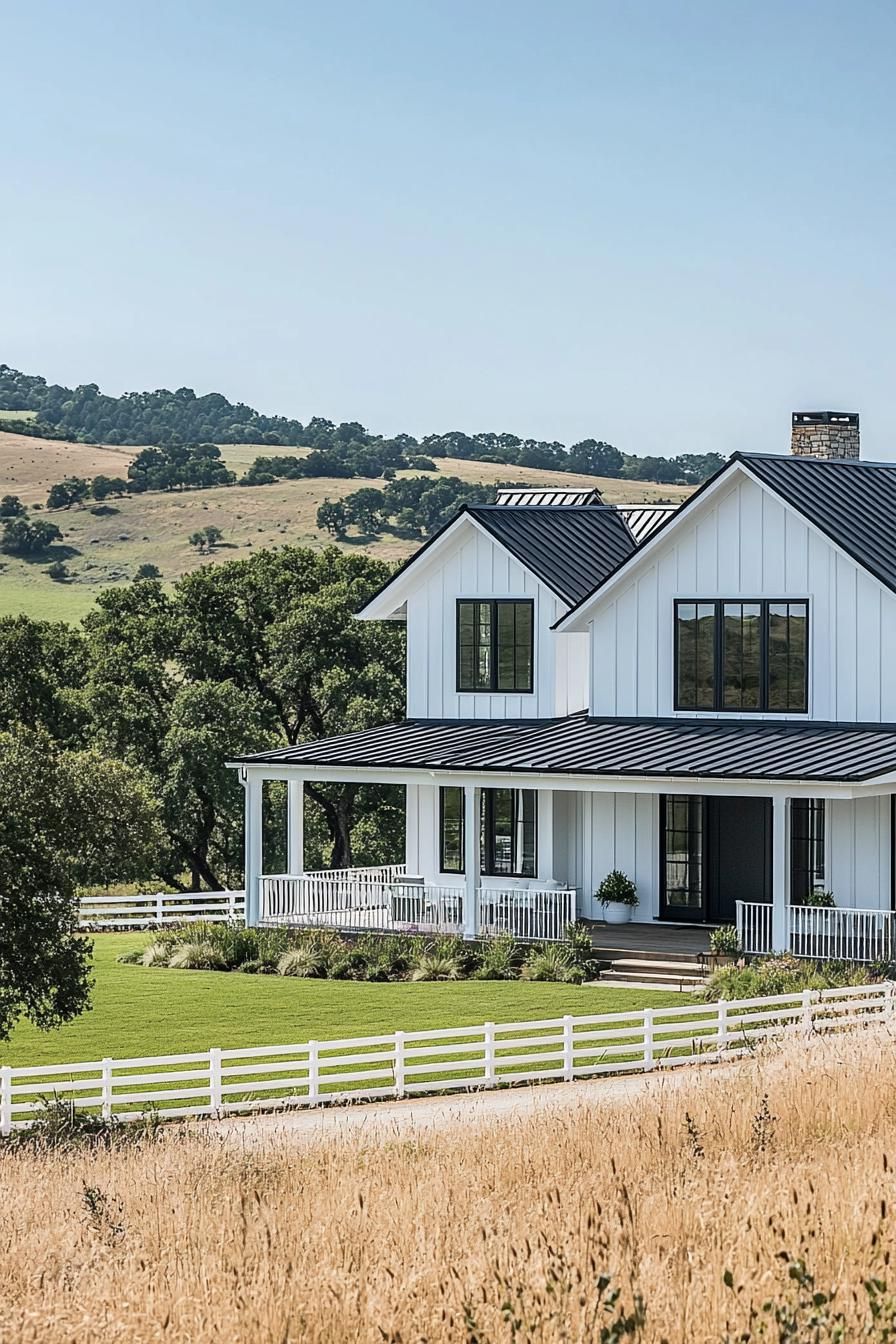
[4, 982, 893, 1134]
[736, 901, 774, 954]
[79, 891, 245, 928]
[477, 886, 576, 943]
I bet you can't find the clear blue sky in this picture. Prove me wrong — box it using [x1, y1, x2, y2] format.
[3, 1, 895, 458]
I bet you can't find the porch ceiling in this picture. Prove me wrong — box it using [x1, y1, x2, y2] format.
[232, 714, 896, 784]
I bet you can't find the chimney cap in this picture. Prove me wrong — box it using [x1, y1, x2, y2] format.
[792, 411, 859, 427]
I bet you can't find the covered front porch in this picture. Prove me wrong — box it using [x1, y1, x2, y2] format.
[232, 715, 896, 958]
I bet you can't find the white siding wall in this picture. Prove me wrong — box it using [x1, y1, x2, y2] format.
[589, 472, 896, 721]
[828, 796, 892, 909]
[405, 524, 588, 718]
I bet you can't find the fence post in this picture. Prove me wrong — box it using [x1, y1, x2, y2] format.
[887, 981, 896, 1022]
[209, 1048, 222, 1113]
[1, 1065, 11, 1137]
[801, 988, 814, 1034]
[101, 1058, 113, 1121]
[394, 1031, 406, 1099]
[562, 1015, 575, 1083]
[308, 1041, 320, 1106]
[643, 1008, 655, 1071]
[484, 1022, 496, 1088]
[717, 999, 728, 1056]
[156, 892, 164, 925]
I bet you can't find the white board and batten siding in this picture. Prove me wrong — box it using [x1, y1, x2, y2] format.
[588, 471, 896, 723]
[405, 524, 588, 719]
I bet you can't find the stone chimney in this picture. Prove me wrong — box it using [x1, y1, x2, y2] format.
[791, 411, 860, 460]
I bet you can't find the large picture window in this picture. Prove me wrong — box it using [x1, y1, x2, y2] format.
[438, 786, 537, 877]
[456, 600, 534, 693]
[675, 599, 808, 713]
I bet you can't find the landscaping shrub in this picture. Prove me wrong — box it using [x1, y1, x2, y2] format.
[473, 933, 522, 980]
[167, 940, 229, 971]
[236, 958, 279, 974]
[277, 944, 330, 978]
[522, 942, 584, 984]
[709, 924, 741, 957]
[410, 949, 460, 982]
[5, 1098, 161, 1152]
[141, 941, 170, 967]
[702, 953, 875, 1002]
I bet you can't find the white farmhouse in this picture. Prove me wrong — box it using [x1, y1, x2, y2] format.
[233, 411, 896, 969]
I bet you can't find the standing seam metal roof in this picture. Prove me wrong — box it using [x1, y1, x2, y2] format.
[235, 714, 896, 783]
[466, 505, 636, 606]
[735, 453, 896, 595]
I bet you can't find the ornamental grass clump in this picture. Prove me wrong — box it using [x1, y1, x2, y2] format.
[167, 941, 229, 972]
[522, 941, 584, 984]
[703, 951, 876, 1001]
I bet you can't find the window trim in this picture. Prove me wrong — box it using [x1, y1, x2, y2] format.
[455, 598, 535, 695]
[673, 598, 810, 714]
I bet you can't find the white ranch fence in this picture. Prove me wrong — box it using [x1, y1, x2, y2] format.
[736, 901, 896, 963]
[79, 891, 245, 929]
[3, 982, 893, 1135]
[260, 867, 576, 942]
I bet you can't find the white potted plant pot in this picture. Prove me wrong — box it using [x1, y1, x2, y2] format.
[602, 901, 633, 925]
[595, 869, 639, 926]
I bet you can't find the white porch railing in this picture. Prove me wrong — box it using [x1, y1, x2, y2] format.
[259, 869, 576, 941]
[79, 890, 245, 928]
[477, 886, 576, 943]
[736, 901, 896, 964]
[789, 905, 896, 963]
[735, 901, 774, 955]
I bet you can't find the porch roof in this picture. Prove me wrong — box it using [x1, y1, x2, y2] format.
[234, 714, 896, 784]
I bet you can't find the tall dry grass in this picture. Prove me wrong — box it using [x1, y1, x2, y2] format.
[5, 1027, 896, 1342]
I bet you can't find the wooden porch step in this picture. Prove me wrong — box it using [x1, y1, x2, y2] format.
[600, 960, 707, 988]
[592, 944, 710, 967]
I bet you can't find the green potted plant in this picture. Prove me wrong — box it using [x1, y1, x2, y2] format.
[708, 924, 741, 967]
[595, 870, 639, 925]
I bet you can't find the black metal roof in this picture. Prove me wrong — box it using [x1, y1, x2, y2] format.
[735, 452, 896, 595]
[465, 505, 636, 606]
[235, 714, 896, 783]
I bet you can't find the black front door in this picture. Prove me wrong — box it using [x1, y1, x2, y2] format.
[705, 796, 772, 923]
[660, 795, 772, 923]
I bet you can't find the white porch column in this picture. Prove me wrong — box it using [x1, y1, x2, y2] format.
[243, 772, 263, 927]
[771, 794, 790, 953]
[287, 778, 304, 875]
[463, 784, 480, 940]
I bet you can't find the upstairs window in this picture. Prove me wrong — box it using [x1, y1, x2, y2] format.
[675, 600, 808, 713]
[456, 599, 534, 693]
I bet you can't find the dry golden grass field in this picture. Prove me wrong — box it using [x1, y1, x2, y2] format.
[4, 1025, 896, 1342]
[0, 430, 689, 622]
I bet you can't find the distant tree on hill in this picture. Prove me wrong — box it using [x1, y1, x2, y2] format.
[0, 517, 63, 556]
[90, 474, 131, 501]
[46, 477, 90, 509]
[189, 525, 223, 554]
[129, 443, 235, 493]
[0, 494, 25, 517]
[567, 439, 624, 477]
[316, 500, 348, 537]
[134, 563, 162, 581]
[46, 561, 69, 582]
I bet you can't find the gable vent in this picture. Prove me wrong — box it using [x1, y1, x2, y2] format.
[494, 486, 603, 507]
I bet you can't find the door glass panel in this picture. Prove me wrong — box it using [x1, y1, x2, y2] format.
[664, 795, 704, 912]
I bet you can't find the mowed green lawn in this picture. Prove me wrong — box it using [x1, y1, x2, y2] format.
[1, 934, 692, 1067]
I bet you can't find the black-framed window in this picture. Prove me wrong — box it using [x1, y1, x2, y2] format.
[438, 786, 537, 877]
[439, 787, 464, 873]
[457, 599, 534, 693]
[791, 799, 826, 904]
[675, 599, 808, 713]
[661, 795, 704, 915]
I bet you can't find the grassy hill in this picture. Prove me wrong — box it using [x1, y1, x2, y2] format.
[0, 430, 689, 622]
